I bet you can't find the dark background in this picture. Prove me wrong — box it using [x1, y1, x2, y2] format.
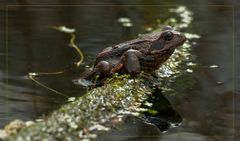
[0, 0, 239, 141]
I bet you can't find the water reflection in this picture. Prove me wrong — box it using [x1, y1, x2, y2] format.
[0, 2, 237, 141]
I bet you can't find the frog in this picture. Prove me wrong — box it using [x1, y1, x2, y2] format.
[75, 26, 186, 86]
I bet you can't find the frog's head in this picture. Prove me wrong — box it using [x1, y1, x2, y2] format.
[149, 26, 186, 54]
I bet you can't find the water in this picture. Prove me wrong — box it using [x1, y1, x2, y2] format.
[0, 1, 238, 141]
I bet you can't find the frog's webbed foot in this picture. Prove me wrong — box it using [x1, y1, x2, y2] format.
[140, 73, 160, 87]
[120, 49, 143, 76]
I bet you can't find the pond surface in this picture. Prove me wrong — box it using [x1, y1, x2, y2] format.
[0, 1, 239, 141]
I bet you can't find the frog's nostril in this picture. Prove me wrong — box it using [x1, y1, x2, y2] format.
[182, 34, 187, 41]
[179, 33, 186, 41]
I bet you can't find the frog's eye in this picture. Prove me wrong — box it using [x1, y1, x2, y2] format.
[162, 31, 173, 41]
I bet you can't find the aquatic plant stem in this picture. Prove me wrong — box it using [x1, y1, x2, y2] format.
[28, 73, 69, 98]
[52, 26, 84, 68]
[69, 33, 84, 67]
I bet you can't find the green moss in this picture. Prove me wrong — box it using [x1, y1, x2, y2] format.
[6, 76, 152, 141]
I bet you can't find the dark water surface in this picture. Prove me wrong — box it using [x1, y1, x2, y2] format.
[0, 1, 239, 141]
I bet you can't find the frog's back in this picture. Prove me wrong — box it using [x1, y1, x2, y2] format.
[94, 45, 130, 66]
[94, 31, 162, 66]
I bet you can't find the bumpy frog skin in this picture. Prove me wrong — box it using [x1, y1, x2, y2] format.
[76, 26, 186, 86]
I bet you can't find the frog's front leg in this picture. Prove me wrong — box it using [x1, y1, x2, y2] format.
[119, 49, 143, 76]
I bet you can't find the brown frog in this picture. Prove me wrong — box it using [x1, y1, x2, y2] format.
[76, 26, 186, 86]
